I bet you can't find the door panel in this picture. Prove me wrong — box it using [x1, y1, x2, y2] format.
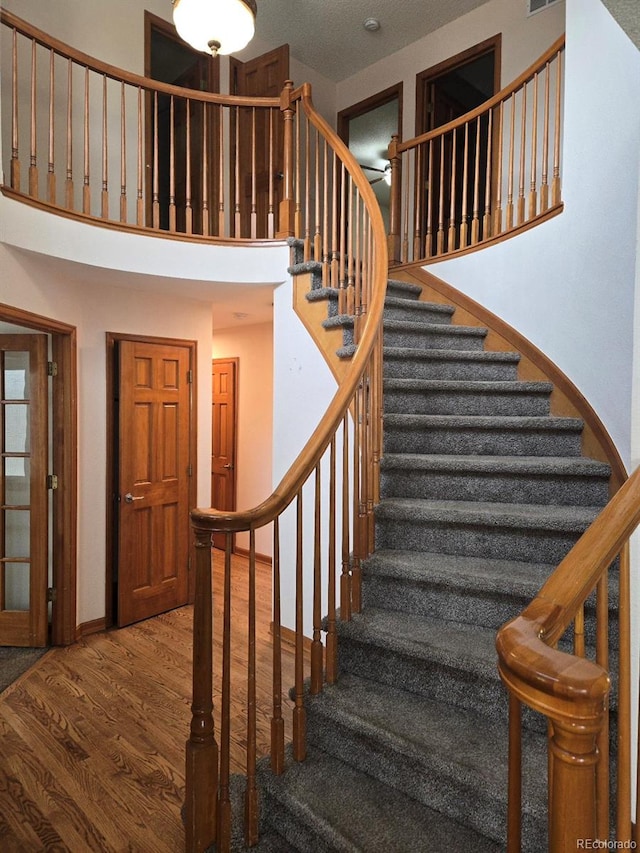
[211, 359, 237, 550]
[0, 335, 48, 647]
[117, 340, 191, 627]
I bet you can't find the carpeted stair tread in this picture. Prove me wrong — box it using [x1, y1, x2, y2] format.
[375, 497, 601, 530]
[386, 278, 422, 299]
[322, 313, 354, 330]
[304, 673, 548, 834]
[259, 747, 501, 853]
[381, 452, 609, 476]
[383, 318, 487, 337]
[384, 377, 554, 393]
[384, 412, 584, 430]
[383, 296, 454, 324]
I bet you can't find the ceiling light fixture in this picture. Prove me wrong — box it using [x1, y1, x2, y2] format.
[363, 17, 381, 32]
[172, 0, 257, 57]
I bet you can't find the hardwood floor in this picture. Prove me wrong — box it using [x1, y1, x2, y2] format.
[0, 553, 298, 852]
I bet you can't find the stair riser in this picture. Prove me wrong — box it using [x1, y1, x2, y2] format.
[383, 358, 519, 381]
[384, 327, 486, 351]
[387, 282, 421, 301]
[383, 426, 583, 457]
[361, 573, 619, 648]
[384, 389, 551, 417]
[375, 518, 589, 564]
[380, 469, 610, 506]
[384, 304, 453, 324]
[305, 712, 545, 852]
[261, 792, 340, 853]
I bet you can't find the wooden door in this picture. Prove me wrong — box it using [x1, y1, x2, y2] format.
[0, 335, 48, 647]
[231, 44, 289, 238]
[211, 359, 237, 551]
[117, 340, 192, 627]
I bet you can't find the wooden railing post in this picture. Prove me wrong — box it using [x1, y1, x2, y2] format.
[277, 79, 296, 238]
[185, 529, 218, 853]
[387, 134, 401, 265]
[548, 715, 603, 851]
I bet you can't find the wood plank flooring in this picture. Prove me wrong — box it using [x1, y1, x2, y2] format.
[0, 553, 299, 852]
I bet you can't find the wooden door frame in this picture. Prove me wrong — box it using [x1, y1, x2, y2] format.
[143, 11, 220, 233]
[337, 82, 403, 151]
[105, 333, 198, 628]
[0, 303, 77, 646]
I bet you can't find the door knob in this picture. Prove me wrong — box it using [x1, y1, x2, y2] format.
[223, 463, 233, 469]
[124, 492, 144, 503]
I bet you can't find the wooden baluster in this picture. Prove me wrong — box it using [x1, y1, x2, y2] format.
[137, 88, 144, 226]
[119, 83, 127, 223]
[617, 544, 632, 842]
[387, 134, 401, 264]
[529, 72, 539, 220]
[483, 108, 493, 239]
[169, 96, 177, 231]
[234, 107, 241, 236]
[353, 193, 362, 338]
[267, 108, 274, 239]
[322, 140, 330, 287]
[367, 350, 377, 554]
[330, 153, 340, 291]
[573, 604, 585, 658]
[506, 94, 516, 230]
[250, 107, 257, 239]
[271, 518, 285, 774]
[460, 125, 469, 248]
[185, 99, 193, 235]
[402, 150, 410, 262]
[217, 534, 232, 852]
[552, 49, 562, 206]
[436, 138, 445, 254]
[594, 575, 609, 843]
[341, 413, 351, 621]
[347, 176, 355, 317]
[326, 436, 337, 684]
[83, 67, 90, 214]
[507, 694, 522, 853]
[293, 109, 301, 242]
[11, 29, 20, 191]
[47, 49, 55, 204]
[202, 103, 210, 236]
[448, 128, 457, 251]
[493, 103, 504, 235]
[413, 144, 422, 260]
[152, 92, 160, 229]
[471, 116, 481, 244]
[518, 82, 527, 226]
[541, 60, 551, 212]
[338, 164, 347, 315]
[352, 382, 362, 615]
[65, 58, 73, 209]
[303, 114, 311, 259]
[277, 80, 295, 237]
[184, 530, 218, 853]
[425, 140, 433, 258]
[218, 105, 225, 237]
[29, 39, 38, 197]
[245, 530, 258, 846]
[314, 127, 322, 261]
[310, 463, 323, 694]
[101, 76, 109, 219]
[293, 491, 306, 761]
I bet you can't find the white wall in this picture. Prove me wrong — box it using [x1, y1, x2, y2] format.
[336, 0, 565, 141]
[212, 321, 274, 559]
[429, 0, 639, 472]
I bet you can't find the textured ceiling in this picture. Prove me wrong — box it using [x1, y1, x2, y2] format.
[253, 0, 492, 82]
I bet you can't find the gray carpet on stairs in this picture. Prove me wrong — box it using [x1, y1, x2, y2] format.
[226, 248, 613, 852]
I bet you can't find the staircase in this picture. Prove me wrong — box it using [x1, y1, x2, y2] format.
[228, 270, 613, 852]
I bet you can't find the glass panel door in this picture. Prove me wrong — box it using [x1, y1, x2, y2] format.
[0, 335, 48, 646]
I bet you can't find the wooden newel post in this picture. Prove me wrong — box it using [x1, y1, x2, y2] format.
[277, 79, 296, 238]
[548, 714, 603, 851]
[185, 528, 218, 853]
[387, 134, 402, 265]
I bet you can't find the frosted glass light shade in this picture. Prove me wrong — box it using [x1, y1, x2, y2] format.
[172, 0, 256, 56]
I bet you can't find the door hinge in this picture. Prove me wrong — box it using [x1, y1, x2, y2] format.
[187, 369, 193, 384]
[187, 463, 193, 477]
[47, 587, 57, 603]
[47, 474, 59, 490]
[47, 361, 58, 377]
[188, 556, 192, 573]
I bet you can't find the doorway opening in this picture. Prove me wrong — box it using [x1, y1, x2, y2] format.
[0, 304, 76, 648]
[211, 358, 238, 551]
[338, 83, 403, 233]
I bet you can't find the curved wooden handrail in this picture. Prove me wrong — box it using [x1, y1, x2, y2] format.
[0, 10, 279, 108]
[396, 35, 565, 154]
[191, 85, 389, 535]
